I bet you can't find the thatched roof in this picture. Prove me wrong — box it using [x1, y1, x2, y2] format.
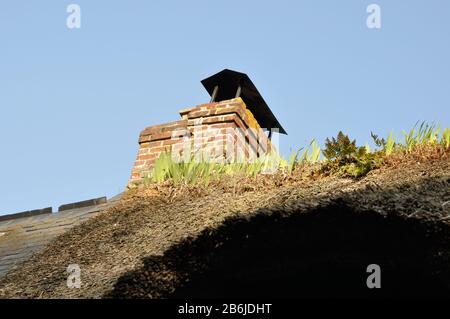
[0, 152, 449, 298]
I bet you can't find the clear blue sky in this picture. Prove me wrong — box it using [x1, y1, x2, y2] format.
[0, 1, 449, 215]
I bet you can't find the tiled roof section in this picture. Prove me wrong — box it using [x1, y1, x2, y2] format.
[0, 194, 122, 278]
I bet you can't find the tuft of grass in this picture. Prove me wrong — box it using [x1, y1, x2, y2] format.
[402, 121, 441, 153]
[298, 139, 321, 164]
[144, 149, 302, 185]
[309, 140, 321, 163]
[403, 126, 416, 153]
[385, 132, 396, 156]
[288, 149, 301, 174]
[442, 128, 450, 148]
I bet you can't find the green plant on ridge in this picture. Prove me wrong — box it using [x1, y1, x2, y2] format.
[322, 131, 381, 178]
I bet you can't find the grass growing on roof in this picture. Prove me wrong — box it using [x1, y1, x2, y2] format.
[321, 121, 449, 178]
[143, 122, 449, 185]
[143, 149, 299, 186]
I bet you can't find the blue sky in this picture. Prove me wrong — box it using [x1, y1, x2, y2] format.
[0, 1, 449, 215]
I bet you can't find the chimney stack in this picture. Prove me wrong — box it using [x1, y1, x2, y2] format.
[128, 69, 286, 187]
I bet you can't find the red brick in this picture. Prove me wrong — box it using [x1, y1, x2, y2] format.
[134, 160, 146, 167]
[138, 154, 158, 161]
[140, 120, 187, 136]
[139, 141, 163, 148]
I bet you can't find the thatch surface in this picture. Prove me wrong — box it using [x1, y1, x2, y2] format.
[0, 149, 449, 298]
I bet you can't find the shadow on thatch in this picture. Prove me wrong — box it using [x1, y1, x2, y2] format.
[107, 179, 450, 299]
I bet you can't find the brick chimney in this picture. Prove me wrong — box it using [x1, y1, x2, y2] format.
[128, 69, 286, 187]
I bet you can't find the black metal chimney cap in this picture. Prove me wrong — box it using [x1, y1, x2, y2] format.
[201, 69, 287, 135]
